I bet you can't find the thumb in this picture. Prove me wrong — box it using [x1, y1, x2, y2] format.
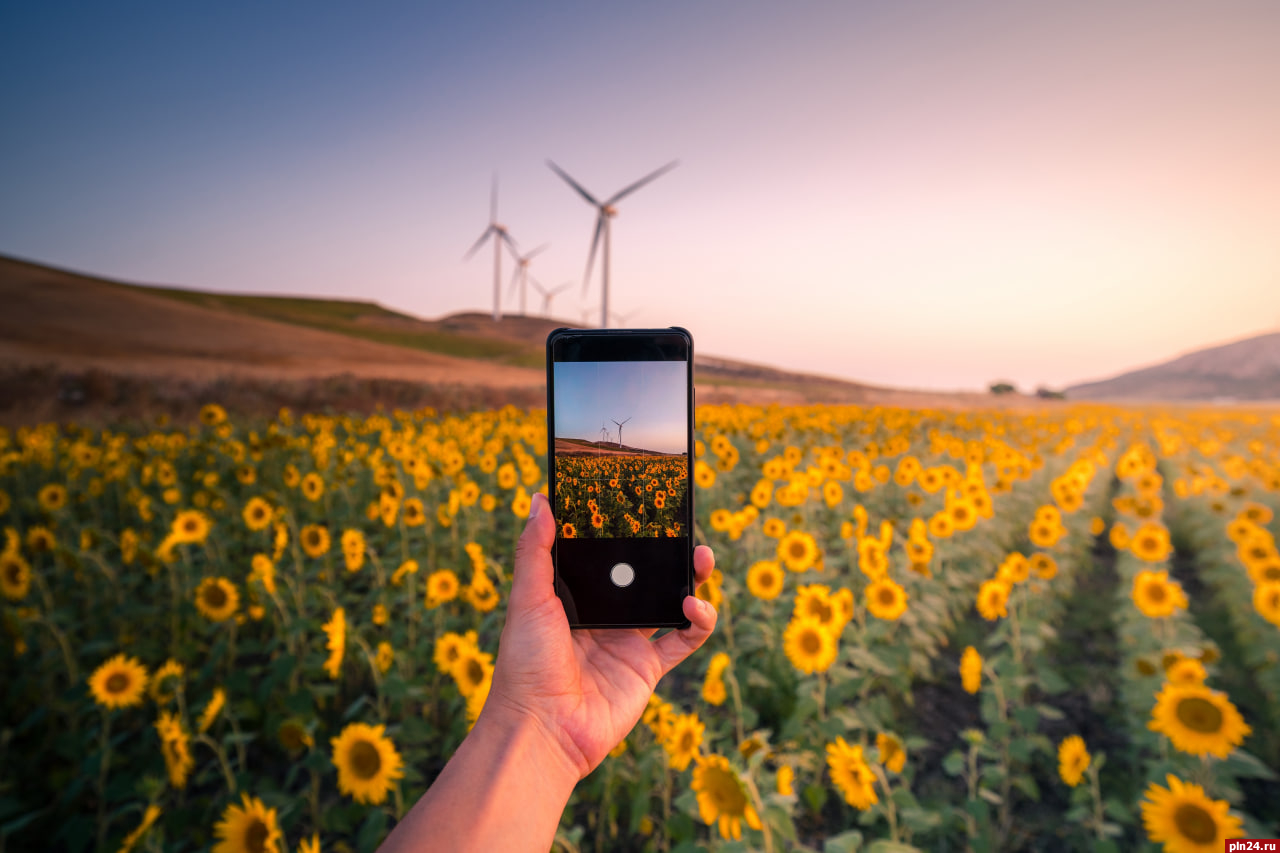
[510, 491, 556, 608]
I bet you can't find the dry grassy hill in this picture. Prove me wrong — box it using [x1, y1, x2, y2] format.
[1066, 332, 1280, 402]
[0, 253, 1021, 423]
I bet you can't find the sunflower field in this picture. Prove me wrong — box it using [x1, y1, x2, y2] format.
[554, 453, 688, 538]
[1, 401, 1279, 853]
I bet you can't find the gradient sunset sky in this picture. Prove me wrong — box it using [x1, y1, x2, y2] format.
[2, 2, 1278, 391]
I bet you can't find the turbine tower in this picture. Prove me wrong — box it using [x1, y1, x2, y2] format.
[507, 243, 549, 316]
[612, 416, 632, 449]
[532, 281, 573, 317]
[464, 176, 519, 321]
[547, 159, 678, 328]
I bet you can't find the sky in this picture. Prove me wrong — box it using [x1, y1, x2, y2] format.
[553, 361, 687, 455]
[2, 1, 1278, 392]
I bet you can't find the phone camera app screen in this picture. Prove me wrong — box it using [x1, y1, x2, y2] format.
[550, 348, 692, 627]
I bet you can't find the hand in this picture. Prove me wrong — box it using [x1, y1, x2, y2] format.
[484, 491, 717, 780]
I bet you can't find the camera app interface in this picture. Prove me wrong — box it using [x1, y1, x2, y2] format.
[553, 360, 689, 540]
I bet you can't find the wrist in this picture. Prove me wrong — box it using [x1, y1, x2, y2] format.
[472, 699, 583, 797]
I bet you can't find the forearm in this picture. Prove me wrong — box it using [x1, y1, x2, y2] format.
[381, 709, 581, 853]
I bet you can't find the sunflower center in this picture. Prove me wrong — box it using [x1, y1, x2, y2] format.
[761, 572, 778, 590]
[790, 541, 807, 559]
[1173, 803, 1217, 844]
[182, 519, 198, 534]
[800, 630, 822, 655]
[1146, 582, 1168, 603]
[679, 731, 694, 751]
[1175, 697, 1224, 733]
[466, 659, 484, 685]
[106, 673, 129, 693]
[349, 740, 382, 780]
[807, 600, 833, 622]
[879, 588, 897, 606]
[3, 563, 19, 584]
[246, 818, 270, 853]
[205, 585, 228, 608]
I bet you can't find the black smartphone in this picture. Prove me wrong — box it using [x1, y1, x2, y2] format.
[546, 327, 695, 628]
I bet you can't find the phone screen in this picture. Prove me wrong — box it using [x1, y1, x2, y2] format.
[547, 329, 693, 628]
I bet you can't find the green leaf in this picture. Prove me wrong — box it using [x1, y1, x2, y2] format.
[978, 788, 1003, 805]
[823, 829, 863, 853]
[866, 842, 923, 853]
[942, 751, 966, 777]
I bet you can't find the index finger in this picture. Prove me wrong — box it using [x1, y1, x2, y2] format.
[693, 545, 714, 586]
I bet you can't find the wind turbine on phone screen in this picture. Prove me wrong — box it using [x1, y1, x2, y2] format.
[547, 159, 678, 328]
[463, 176, 519, 321]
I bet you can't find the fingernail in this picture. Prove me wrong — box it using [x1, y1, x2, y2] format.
[530, 492, 544, 519]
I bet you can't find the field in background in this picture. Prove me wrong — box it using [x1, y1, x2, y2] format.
[2, 401, 1279, 852]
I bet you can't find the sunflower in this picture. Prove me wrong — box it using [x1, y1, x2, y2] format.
[213, 793, 282, 853]
[340, 529, 365, 572]
[154, 711, 193, 789]
[241, 497, 272, 531]
[948, 496, 978, 531]
[424, 569, 460, 608]
[1132, 570, 1188, 619]
[299, 524, 330, 558]
[195, 577, 240, 622]
[322, 608, 346, 679]
[1089, 516, 1106, 536]
[433, 630, 478, 674]
[376, 641, 394, 674]
[170, 509, 211, 545]
[664, 712, 705, 771]
[199, 403, 227, 426]
[88, 653, 149, 710]
[691, 754, 762, 841]
[278, 718, 314, 754]
[827, 736, 878, 810]
[27, 525, 56, 552]
[702, 656, 729, 706]
[118, 803, 161, 853]
[857, 538, 889, 579]
[450, 647, 494, 697]
[38, 483, 68, 513]
[746, 560, 784, 601]
[560, 522, 576, 538]
[960, 646, 982, 694]
[330, 722, 405, 805]
[1130, 522, 1173, 563]
[1148, 682, 1251, 758]
[777, 530, 819, 572]
[1028, 518, 1064, 549]
[1254, 581, 1280, 627]
[1165, 656, 1207, 686]
[0, 550, 32, 601]
[792, 584, 843, 633]
[976, 578, 1011, 621]
[1057, 735, 1089, 787]
[301, 472, 325, 502]
[1141, 774, 1243, 852]
[463, 574, 499, 612]
[783, 616, 838, 674]
[198, 688, 226, 733]
[249, 554, 277, 596]
[149, 659, 184, 704]
[1110, 522, 1131, 550]
[865, 577, 908, 621]
[876, 732, 906, 773]
[928, 512, 955, 540]
[1029, 553, 1057, 580]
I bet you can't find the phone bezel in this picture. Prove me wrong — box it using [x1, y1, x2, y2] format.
[545, 327, 695, 629]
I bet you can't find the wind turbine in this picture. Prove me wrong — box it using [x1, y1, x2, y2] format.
[464, 176, 519, 321]
[600, 424, 611, 443]
[532, 281, 572, 317]
[547, 159, 678, 328]
[507, 243, 549, 316]
[609, 309, 639, 327]
[612, 416, 632, 449]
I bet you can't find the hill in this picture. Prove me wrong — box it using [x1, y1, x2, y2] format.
[553, 437, 683, 458]
[0, 253, 1017, 421]
[1065, 332, 1280, 402]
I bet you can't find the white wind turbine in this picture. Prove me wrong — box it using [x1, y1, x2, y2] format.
[507, 243, 549, 316]
[464, 177, 519, 321]
[547, 159, 678, 328]
[609, 309, 639, 327]
[612, 416, 632, 449]
[532, 281, 573, 317]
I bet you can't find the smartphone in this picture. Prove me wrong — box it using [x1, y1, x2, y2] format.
[546, 327, 695, 628]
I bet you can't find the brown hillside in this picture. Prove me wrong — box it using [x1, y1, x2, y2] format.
[1066, 332, 1280, 402]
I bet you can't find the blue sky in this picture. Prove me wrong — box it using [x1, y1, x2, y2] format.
[553, 360, 687, 455]
[3, 2, 1278, 391]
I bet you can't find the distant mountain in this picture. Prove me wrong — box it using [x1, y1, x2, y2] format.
[1066, 332, 1280, 402]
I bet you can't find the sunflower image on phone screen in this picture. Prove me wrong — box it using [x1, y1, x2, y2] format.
[552, 360, 689, 539]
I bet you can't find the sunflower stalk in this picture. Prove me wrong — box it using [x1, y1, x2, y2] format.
[195, 733, 237, 795]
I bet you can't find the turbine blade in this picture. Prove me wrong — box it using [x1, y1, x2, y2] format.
[526, 242, 550, 260]
[606, 160, 679, 205]
[552, 282, 573, 295]
[509, 264, 521, 297]
[463, 226, 494, 259]
[490, 175, 498, 222]
[547, 160, 601, 207]
[583, 215, 605, 295]
[501, 230, 521, 257]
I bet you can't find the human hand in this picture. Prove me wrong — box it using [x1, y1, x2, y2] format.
[483, 491, 717, 780]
